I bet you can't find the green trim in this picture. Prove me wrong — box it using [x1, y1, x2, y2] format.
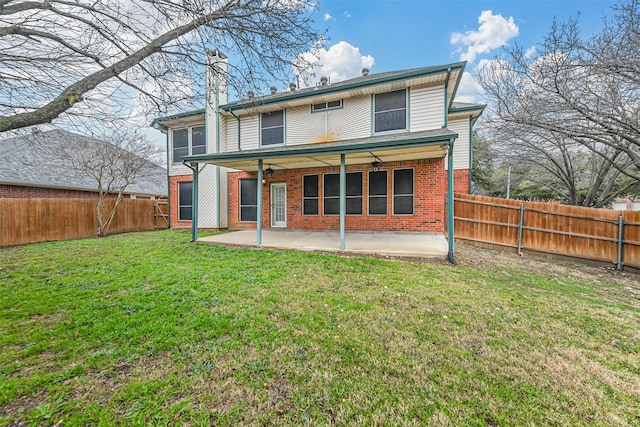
[447, 139, 455, 262]
[450, 104, 486, 113]
[222, 62, 467, 111]
[339, 154, 346, 250]
[443, 67, 450, 128]
[468, 116, 473, 194]
[257, 159, 263, 245]
[182, 131, 457, 164]
[152, 109, 205, 129]
[213, 73, 221, 229]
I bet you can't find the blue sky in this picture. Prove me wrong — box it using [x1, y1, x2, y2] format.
[303, 0, 617, 102]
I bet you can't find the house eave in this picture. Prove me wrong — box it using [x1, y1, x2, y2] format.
[181, 129, 458, 172]
[220, 62, 467, 115]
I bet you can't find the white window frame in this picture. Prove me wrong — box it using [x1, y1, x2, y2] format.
[373, 89, 408, 134]
[172, 125, 206, 164]
[260, 110, 285, 147]
[311, 100, 343, 113]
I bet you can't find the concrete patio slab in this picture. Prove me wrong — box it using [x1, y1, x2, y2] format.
[197, 229, 449, 259]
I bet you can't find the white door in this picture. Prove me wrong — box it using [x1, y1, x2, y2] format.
[270, 183, 287, 228]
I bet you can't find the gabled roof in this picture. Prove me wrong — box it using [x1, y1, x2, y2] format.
[0, 129, 167, 196]
[221, 62, 468, 115]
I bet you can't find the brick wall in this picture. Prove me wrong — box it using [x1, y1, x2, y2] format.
[227, 158, 455, 233]
[168, 175, 194, 228]
[453, 169, 470, 193]
[0, 184, 117, 199]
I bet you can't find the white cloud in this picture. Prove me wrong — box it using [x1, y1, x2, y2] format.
[451, 10, 519, 62]
[455, 71, 485, 103]
[323, 12, 332, 20]
[343, 11, 351, 18]
[524, 46, 537, 59]
[294, 41, 375, 88]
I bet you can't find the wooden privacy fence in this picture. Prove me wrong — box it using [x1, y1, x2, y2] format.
[0, 198, 168, 247]
[454, 193, 640, 271]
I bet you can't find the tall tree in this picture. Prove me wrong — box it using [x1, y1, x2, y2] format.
[0, 0, 322, 133]
[476, 0, 640, 206]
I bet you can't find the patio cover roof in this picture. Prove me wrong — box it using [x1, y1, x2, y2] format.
[181, 128, 458, 171]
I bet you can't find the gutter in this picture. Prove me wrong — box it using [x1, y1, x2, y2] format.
[221, 62, 467, 112]
[228, 109, 241, 151]
[443, 67, 451, 128]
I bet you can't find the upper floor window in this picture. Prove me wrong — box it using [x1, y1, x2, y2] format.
[312, 100, 342, 112]
[374, 89, 407, 133]
[172, 126, 205, 164]
[261, 110, 284, 146]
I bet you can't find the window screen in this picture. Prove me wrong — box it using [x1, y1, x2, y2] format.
[368, 170, 388, 215]
[178, 181, 192, 221]
[393, 168, 414, 215]
[261, 110, 284, 146]
[191, 126, 206, 155]
[172, 128, 189, 163]
[240, 179, 258, 221]
[312, 100, 343, 112]
[303, 175, 319, 215]
[374, 89, 407, 133]
[323, 172, 362, 215]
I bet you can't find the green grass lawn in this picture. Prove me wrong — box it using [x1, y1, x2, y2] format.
[1, 230, 638, 426]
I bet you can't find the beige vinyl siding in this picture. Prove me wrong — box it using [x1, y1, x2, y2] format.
[445, 118, 470, 170]
[286, 105, 326, 145]
[240, 114, 259, 150]
[218, 117, 228, 153]
[198, 165, 218, 228]
[224, 117, 238, 152]
[286, 96, 370, 145]
[329, 95, 370, 139]
[410, 85, 444, 131]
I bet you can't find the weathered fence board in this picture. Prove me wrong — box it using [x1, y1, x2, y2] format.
[454, 193, 640, 270]
[0, 198, 166, 247]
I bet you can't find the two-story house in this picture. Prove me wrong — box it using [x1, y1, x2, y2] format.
[153, 50, 484, 261]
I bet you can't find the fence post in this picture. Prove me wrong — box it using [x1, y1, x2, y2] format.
[617, 215, 624, 270]
[517, 202, 525, 254]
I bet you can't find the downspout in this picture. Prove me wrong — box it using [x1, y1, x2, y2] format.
[183, 161, 199, 242]
[468, 116, 473, 194]
[228, 109, 241, 152]
[215, 70, 221, 230]
[339, 154, 346, 250]
[257, 159, 263, 245]
[164, 129, 171, 229]
[447, 139, 457, 265]
[443, 67, 451, 129]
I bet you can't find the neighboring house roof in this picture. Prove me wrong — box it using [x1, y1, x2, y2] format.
[0, 129, 167, 196]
